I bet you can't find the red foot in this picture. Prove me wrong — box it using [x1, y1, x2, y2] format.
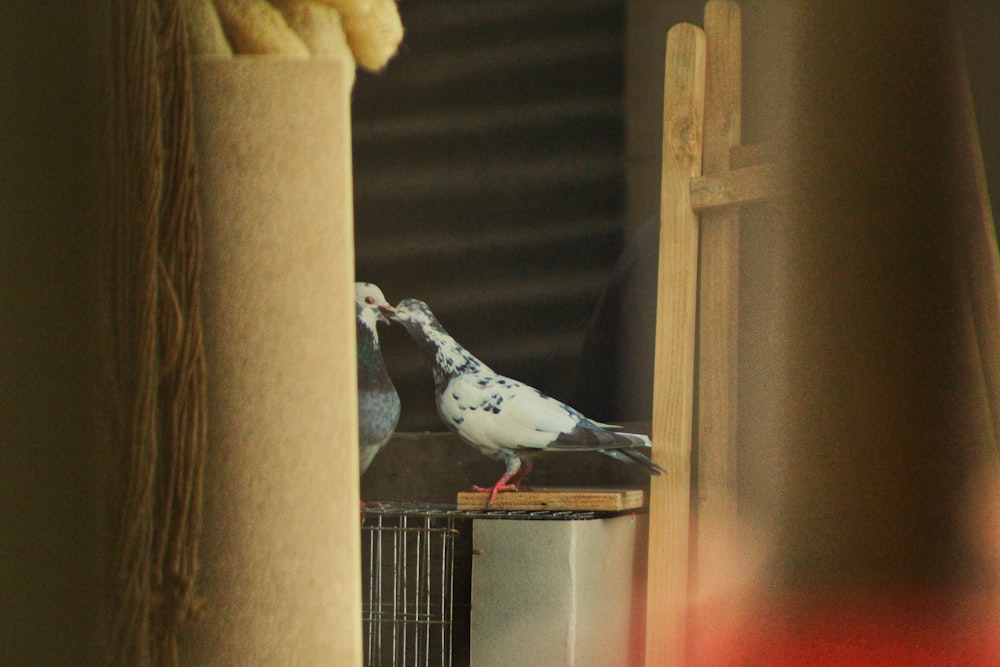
[474, 461, 530, 507]
[472, 481, 518, 507]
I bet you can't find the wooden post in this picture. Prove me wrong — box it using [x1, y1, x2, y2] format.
[694, 0, 742, 592]
[645, 22, 705, 667]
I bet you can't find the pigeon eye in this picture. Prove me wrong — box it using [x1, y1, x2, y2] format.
[365, 296, 376, 305]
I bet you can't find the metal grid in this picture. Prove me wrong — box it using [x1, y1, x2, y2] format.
[362, 507, 460, 667]
[365, 500, 631, 522]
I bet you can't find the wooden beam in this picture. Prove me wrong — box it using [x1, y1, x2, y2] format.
[645, 21, 705, 667]
[691, 162, 787, 212]
[694, 0, 741, 607]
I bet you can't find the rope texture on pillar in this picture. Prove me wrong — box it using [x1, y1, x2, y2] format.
[107, 0, 207, 664]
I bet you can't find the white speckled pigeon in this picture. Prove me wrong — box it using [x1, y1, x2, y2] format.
[384, 298, 663, 505]
[355, 282, 400, 477]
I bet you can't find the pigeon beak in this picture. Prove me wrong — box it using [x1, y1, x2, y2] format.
[377, 303, 397, 324]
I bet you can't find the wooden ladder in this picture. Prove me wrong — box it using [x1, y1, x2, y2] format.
[642, 1, 1000, 665]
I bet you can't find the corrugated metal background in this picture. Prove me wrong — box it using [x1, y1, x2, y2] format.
[352, 0, 626, 430]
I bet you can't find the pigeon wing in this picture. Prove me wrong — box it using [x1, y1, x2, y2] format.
[437, 374, 577, 452]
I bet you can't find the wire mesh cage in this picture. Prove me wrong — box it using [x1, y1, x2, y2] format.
[362, 505, 463, 667]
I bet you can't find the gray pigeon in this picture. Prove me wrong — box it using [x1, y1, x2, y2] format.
[355, 282, 400, 477]
[384, 298, 663, 505]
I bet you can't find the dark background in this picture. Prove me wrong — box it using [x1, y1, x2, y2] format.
[352, 1, 629, 432]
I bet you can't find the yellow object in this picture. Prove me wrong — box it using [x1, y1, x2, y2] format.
[186, 0, 403, 74]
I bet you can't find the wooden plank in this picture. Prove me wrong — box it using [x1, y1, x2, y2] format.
[695, 0, 741, 604]
[690, 162, 787, 211]
[702, 1, 741, 173]
[456, 488, 645, 512]
[645, 21, 705, 667]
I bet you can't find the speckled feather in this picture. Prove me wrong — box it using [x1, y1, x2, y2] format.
[389, 299, 663, 477]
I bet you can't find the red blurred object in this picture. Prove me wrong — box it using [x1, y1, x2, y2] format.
[690, 587, 1000, 667]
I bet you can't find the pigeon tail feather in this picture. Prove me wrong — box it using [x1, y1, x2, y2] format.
[601, 446, 664, 475]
